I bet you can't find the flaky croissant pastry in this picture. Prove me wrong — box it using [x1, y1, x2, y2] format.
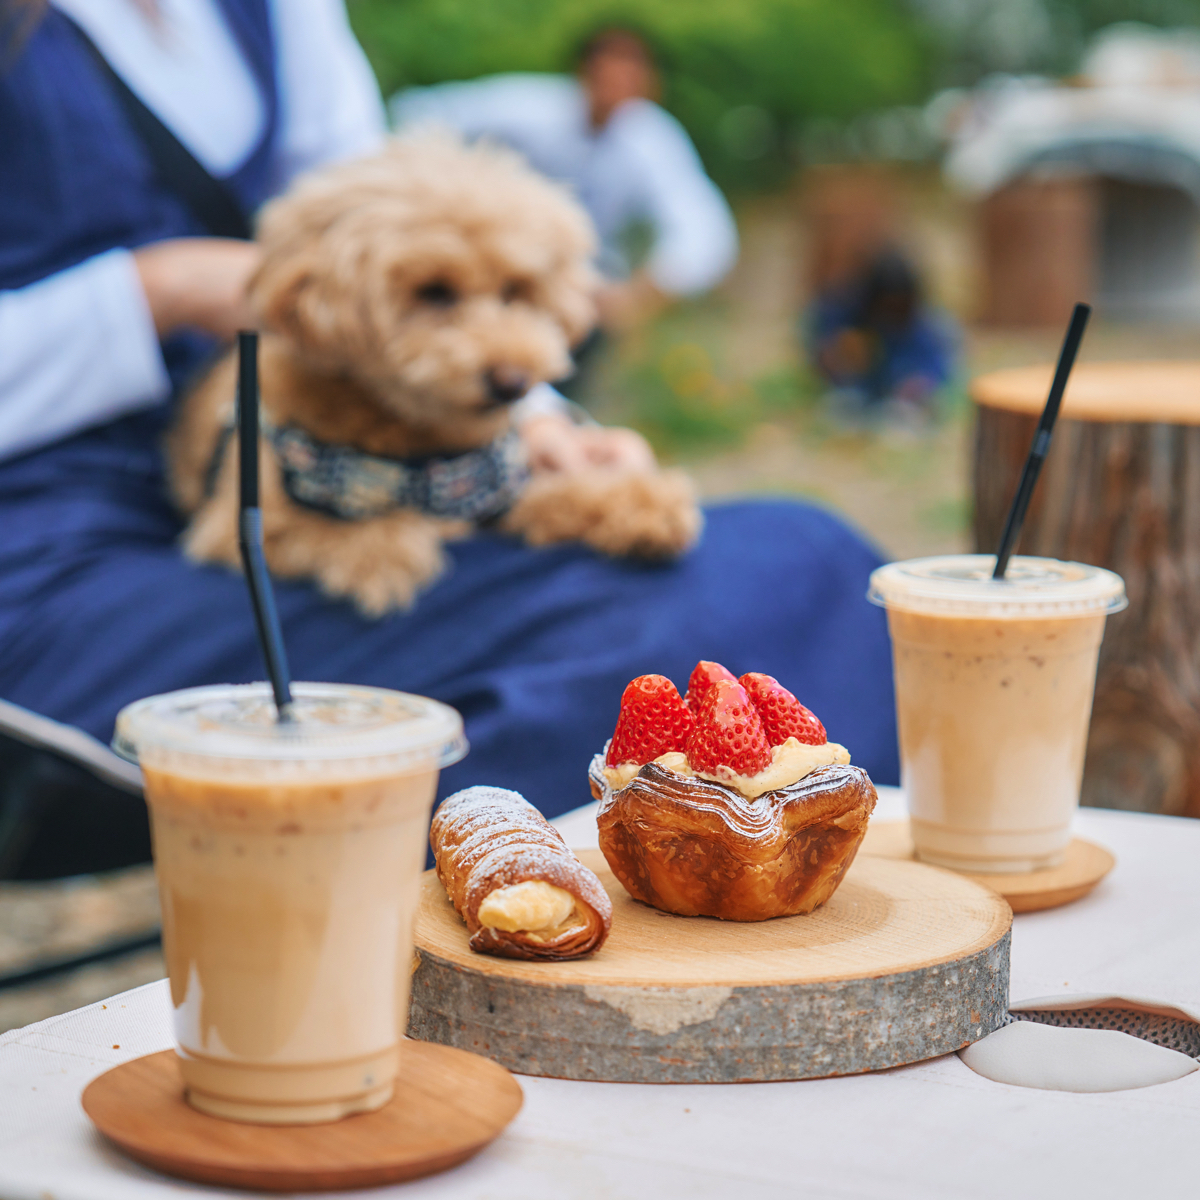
[431, 785, 613, 960]
[591, 757, 876, 922]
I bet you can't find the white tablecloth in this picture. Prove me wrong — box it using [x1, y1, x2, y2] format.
[2, 789, 1198, 1200]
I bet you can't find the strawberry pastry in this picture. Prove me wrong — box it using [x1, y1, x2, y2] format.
[590, 662, 877, 921]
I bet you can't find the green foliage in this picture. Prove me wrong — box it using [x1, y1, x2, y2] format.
[1045, 0, 1200, 73]
[916, 0, 1200, 84]
[1051, 0, 1200, 33]
[348, 0, 933, 188]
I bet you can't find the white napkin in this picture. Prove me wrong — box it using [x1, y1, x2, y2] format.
[960, 995, 1200, 1093]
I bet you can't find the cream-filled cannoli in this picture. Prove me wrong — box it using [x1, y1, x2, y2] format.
[430, 786, 612, 960]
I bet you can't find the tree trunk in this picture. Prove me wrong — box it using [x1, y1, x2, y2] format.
[972, 364, 1200, 818]
[977, 179, 1098, 328]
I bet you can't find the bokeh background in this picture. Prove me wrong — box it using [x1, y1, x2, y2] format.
[348, 0, 1200, 560]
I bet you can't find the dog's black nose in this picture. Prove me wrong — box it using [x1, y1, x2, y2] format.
[485, 369, 530, 405]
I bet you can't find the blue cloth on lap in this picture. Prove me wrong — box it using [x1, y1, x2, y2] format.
[0, 435, 899, 815]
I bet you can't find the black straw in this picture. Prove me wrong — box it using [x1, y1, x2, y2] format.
[236, 331, 294, 719]
[992, 302, 1092, 580]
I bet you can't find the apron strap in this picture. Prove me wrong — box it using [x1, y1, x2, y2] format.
[65, 16, 253, 241]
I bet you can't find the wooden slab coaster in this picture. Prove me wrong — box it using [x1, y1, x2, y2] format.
[408, 848, 1012, 1084]
[860, 820, 1115, 913]
[81, 1041, 522, 1193]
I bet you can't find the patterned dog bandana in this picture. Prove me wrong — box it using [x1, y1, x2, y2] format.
[208, 421, 529, 523]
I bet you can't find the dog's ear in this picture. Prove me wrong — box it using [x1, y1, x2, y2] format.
[543, 261, 600, 347]
[249, 251, 309, 343]
[250, 176, 374, 362]
[534, 199, 601, 345]
[248, 245, 350, 361]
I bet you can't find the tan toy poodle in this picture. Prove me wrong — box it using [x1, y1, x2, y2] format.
[168, 136, 702, 616]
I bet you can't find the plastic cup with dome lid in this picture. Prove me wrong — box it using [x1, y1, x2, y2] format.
[115, 681, 466, 1125]
[869, 554, 1125, 873]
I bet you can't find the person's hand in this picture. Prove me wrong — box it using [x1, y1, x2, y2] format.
[133, 238, 262, 339]
[820, 328, 874, 380]
[520, 413, 657, 474]
[595, 273, 667, 332]
[893, 373, 938, 404]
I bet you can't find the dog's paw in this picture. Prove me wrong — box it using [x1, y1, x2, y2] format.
[583, 469, 704, 558]
[504, 468, 703, 559]
[311, 514, 449, 617]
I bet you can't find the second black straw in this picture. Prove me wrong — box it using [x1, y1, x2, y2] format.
[992, 302, 1092, 580]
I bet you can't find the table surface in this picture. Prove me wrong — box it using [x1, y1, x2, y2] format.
[971, 360, 1200, 424]
[2, 788, 1198, 1200]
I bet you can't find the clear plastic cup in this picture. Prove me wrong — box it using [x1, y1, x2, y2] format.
[868, 555, 1125, 873]
[114, 682, 465, 1124]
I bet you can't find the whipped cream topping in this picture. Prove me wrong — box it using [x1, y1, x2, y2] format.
[603, 737, 850, 799]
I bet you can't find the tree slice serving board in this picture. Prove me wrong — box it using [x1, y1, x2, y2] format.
[408, 848, 1012, 1083]
[861, 820, 1115, 913]
[81, 1042, 522, 1193]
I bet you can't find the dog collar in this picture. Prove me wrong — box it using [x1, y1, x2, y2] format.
[207, 421, 529, 523]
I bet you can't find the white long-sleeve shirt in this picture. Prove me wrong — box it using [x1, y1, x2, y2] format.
[0, 0, 386, 461]
[391, 74, 739, 298]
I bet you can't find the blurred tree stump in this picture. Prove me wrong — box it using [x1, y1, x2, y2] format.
[973, 362, 1200, 818]
[978, 179, 1097, 327]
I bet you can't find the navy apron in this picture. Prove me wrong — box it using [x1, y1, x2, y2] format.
[0, 8, 899, 839]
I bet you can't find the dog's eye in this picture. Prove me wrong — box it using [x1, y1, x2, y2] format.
[416, 281, 459, 307]
[502, 279, 532, 305]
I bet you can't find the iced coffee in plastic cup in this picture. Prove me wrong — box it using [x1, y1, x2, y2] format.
[114, 682, 465, 1124]
[868, 556, 1125, 873]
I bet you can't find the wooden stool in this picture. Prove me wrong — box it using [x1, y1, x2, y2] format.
[972, 361, 1200, 817]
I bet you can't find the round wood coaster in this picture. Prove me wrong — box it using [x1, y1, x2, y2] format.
[408, 848, 1011, 1083]
[860, 820, 1115, 913]
[82, 1041, 522, 1193]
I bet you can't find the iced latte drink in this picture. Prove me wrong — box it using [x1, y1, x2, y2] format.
[869, 556, 1125, 873]
[115, 683, 465, 1124]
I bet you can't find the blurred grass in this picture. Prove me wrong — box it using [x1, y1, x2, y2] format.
[576, 299, 824, 459]
[918, 495, 972, 537]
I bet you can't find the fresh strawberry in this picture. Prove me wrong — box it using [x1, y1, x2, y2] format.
[686, 679, 772, 776]
[739, 672, 827, 746]
[684, 660, 738, 709]
[606, 675, 693, 766]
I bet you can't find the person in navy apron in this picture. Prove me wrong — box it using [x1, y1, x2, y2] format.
[0, 0, 898, 877]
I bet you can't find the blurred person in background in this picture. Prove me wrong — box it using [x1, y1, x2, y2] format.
[0, 0, 897, 876]
[806, 250, 957, 427]
[391, 27, 739, 339]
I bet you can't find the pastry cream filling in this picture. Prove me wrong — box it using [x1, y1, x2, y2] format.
[478, 881, 578, 934]
[604, 737, 850, 799]
[603, 760, 645, 790]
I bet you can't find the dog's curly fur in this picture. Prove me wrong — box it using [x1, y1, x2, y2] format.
[169, 136, 702, 615]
